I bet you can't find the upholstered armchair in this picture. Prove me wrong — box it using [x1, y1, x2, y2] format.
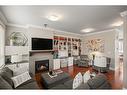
[77, 55, 89, 67]
[93, 55, 111, 72]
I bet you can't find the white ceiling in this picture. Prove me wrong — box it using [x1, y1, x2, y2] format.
[0, 6, 127, 34]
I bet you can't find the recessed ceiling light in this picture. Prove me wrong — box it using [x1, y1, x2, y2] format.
[81, 28, 94, 33]
[47, 14, 60, 21]
[111, 21, 123, 27]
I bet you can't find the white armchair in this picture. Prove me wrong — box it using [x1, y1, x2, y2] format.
[93, 55, 111, 72]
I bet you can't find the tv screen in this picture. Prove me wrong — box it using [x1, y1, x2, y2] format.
[32, 38, 53, 50]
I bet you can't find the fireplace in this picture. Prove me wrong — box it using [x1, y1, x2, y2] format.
[35, 60, 49, 73]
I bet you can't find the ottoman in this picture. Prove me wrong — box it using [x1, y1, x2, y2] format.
[41, 72, 71, 89]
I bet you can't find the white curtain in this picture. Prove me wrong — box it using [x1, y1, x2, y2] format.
[0, 25, 5, 68]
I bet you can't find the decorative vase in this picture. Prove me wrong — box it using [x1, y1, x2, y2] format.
[10, 39, 13, 46]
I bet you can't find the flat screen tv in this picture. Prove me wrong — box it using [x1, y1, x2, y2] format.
[32, 38, 53, 50]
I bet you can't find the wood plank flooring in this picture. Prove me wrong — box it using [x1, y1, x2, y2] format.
[35, 65, 123, 89]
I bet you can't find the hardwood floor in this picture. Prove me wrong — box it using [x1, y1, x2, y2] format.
[35, 65, 123, 89]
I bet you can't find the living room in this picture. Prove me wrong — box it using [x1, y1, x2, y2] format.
[0, 5, 126, 90]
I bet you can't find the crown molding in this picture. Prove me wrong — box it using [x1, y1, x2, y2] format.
[26, 24, 55, 31]
[0, 10, 7, 25]
[0, 11, 7, 28]
[120, 11, 127, 17]
[6, 23, 83, 37]
[54, 29, 83, 37]
[27, 24, 83, 37]
[83, 28, 115, 36]
[7, 23, 28, 28]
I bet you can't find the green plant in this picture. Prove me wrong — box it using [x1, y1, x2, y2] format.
[9, 32, 18, 40]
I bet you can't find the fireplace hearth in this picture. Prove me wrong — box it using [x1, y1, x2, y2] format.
[35, 60, 49, 73]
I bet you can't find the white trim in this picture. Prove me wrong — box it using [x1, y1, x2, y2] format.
[120, 11, 127, 17]
[83, 29, 115, 36]
[27, 24, 83, 37]
[26, 24, 54, 31]
[6, 23, 116, 38]
[54, 30, 83, 37]
[0, 21, 6, 29]
[114, 66, 120, 70]
[109, 67, 115, 71]
[0, 10, 7, 26]
[7, 23, 83, 37]
[123, 87, 127, 90]
[7, 23, 27, 28]
[0, 64, 5, 69]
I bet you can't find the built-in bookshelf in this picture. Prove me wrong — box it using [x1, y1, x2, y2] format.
[53, 35, 81, 58]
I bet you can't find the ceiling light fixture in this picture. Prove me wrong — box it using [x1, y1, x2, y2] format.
[81, 28, 94, 33]
[47, 14, 60, 21]
[111, 21, 123, 27]
[44, 24, 48, 28]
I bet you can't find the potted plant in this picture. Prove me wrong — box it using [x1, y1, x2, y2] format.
[9, 32, 18, 46]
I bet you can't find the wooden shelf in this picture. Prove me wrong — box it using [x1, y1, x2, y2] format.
[53, 35, 81, 57]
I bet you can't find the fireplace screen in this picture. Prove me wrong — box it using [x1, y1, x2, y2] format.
[35, 60, 49, 73]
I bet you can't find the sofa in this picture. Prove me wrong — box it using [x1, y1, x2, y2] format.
[50, 73, 112, 89]
[0, 67, 39, 89]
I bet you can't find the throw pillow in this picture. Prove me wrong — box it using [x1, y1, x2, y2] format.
[0, 76, 12, 89]
[83, 70, 91, 83]
[73, 72, 83, 89]
[13, 66, 29, 76]
[11, 71, 31, 88]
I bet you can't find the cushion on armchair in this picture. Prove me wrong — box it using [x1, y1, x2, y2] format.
[80, 55, 89, 60]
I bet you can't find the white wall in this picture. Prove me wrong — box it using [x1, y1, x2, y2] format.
[0, 10, 6, 68]
[5, 25, 28, 46]
[27, 26, 54, 50]
[82, 29, 117, 70]
[0, 25, 5, 68]
[5, 25, 29, 61]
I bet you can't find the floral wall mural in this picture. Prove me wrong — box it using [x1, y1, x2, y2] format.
[85, 38, 104, 53]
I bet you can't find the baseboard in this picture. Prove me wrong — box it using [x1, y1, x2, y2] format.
[123, 87, 127, 90]
[110, 67, 120, 71]
[114, 67, 120, 70]
[109, 67, 115, 71]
